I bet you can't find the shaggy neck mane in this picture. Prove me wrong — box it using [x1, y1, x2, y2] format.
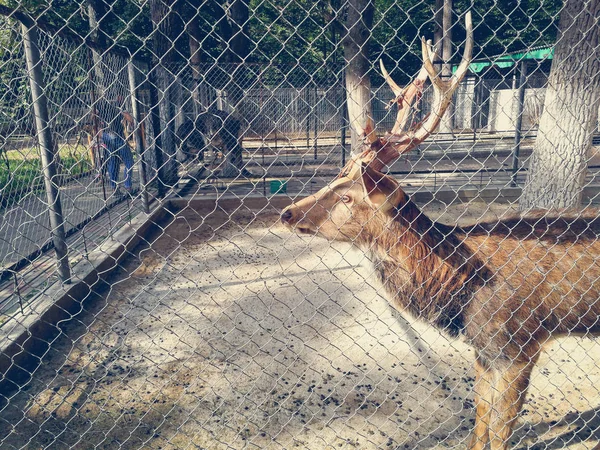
[360, 198, 492, 336]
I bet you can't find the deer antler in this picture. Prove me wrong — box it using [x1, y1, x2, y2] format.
[341, 11, 473, 178]
[380, 38, 436, 135]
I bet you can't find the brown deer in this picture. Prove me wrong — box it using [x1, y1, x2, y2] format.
[280, 12, 600, 450]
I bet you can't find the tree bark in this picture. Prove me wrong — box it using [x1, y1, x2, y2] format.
[150, 0, 179, 185]
[220, 0, 249, 111]
[87, 0, 108, 97]
[438, 0, 454, 136]
[185, 1, 217, 114]
[520, 0, 600, 210]
[433, 0, 443, 74]
[219, 0, 250, 178]
[342, 0, 375, 155]
[188, 13, 204, 116]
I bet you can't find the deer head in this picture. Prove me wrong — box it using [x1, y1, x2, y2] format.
[281, 12, 473, 242]
[280, 163, 408, 242]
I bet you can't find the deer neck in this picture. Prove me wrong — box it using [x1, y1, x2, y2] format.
[361, 199, 486, 336]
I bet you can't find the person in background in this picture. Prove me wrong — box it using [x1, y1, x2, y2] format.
[94, 99, 135, 194]
[81, 121, 106, 181]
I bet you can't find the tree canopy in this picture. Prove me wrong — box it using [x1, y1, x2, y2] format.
[0, 0, 562, 87]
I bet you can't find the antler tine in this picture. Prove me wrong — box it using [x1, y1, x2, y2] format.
[409, 11, 473, 142]
[451, 11, 473, 88]
[339, 11, 473, 178]
[421, 37, 443, 88]
[380, 59, 403, 98]
[382, 39, 436, 136]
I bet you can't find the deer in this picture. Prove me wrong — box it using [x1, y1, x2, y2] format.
[280, 12, 600, 450]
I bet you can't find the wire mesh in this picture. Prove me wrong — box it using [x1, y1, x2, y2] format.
[1, 0, 600, 449]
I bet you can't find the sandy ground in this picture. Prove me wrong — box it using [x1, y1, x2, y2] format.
[1, 199, 600, 450]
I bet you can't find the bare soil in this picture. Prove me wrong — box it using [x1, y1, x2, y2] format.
[1, 200, 599, 450]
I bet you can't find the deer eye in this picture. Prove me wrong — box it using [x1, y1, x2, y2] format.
[341, 195, 352, 204]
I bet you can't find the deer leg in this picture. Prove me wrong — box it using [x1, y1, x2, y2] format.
[468, 355, 494, 450]
[488, 361, 535, 450]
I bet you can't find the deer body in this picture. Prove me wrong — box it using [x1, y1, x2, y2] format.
[280, 13, 600, 447]
[281, 169, 600, 449]
[367, 201, 600, 351]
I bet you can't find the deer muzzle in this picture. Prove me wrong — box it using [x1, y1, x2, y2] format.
[280, 207, 295, 225]
[280, 199, 319, 235]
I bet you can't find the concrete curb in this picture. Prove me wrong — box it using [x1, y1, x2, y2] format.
[0, 203, 169, 393]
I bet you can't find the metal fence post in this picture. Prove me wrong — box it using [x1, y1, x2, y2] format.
[511, 60, 528, 186]
[313, 85, 318, 160]
[340, 75, 348, 168]
[128, 59, 150, 213]
[147, 68, 166, 198]
[305, 86, 310, 152]
[21, 23, 71, 283]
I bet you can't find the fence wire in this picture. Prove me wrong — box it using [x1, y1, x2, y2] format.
[1, 0, 600, 449]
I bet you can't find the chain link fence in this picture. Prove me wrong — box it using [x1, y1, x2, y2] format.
[1, 0, 600, 448]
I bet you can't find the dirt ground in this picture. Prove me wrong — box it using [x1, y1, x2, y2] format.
[1, 199, 600, 450]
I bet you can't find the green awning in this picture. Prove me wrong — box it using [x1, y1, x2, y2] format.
[453, 46, 554, 74]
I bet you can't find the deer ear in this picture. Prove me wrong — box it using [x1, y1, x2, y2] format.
[360, 163, 402, 210]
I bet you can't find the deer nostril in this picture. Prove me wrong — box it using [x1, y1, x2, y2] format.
[281, 209, 294, 224]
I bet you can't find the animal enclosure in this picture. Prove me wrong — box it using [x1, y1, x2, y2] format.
[3, 200, 600, 449]
[1, 1, 600, 449]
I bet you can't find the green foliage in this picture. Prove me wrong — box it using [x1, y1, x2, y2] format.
[0, 0, 563, 89]
[101, 0, 153, 54]
[372, 0, 438, 84]
[246, 0, 561, 86]
[0, 17, 29, 128]
[373, 0, 561, 84]
[247, 1, 337, 85]
[0, 144, 92, 207]
[463, 0, 561, 57]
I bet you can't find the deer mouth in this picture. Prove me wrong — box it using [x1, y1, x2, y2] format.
[294, 224, 317, 235]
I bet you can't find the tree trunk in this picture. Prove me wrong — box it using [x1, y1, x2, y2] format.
[342, 0, 375, 155]
[219, 0, 249, 178]
[187, 14, 208, 116]
[433, 0, 443, 75]
[150, 0, 179, 185]
[219, 0, 249, 112]
[520, 0, 600, 210]
[229, 1, 250, 63]
[87, 0, 108, 96]
[438, 0, 454, 137]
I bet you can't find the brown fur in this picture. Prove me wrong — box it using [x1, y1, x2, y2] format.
[280, 167, 600, 449]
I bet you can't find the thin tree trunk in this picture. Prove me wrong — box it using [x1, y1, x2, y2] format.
[520, 0, 600, 210]
[229, 1, 250, 67]
[438, 0, 454, 137]
[433, 0, 443, 75]
[342, 0, 375, 155]
[219, 0, 249, 112]
[188, 14, 203, 116]
[150, 0, 179, 185]
[87, 0, 108, 96]
[219, 0, 249, 177]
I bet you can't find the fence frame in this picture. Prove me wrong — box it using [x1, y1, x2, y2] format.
[21, 23, 70, 283]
